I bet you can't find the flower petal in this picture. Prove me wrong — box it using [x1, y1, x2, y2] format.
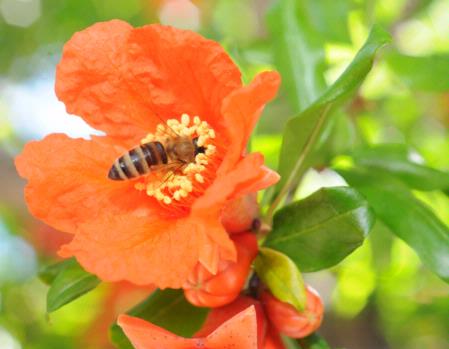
[15, 134, 142, 234]
[220, 71, 281, 172]
[206, 306, 258, 349]
[56, 20, 243, 139]
[55, 20, 147, 140]
[118, 314, 193, 349]
[59, 211, 203, 288]
[194, 152, 276, 213]
[127, 24, 242, 132]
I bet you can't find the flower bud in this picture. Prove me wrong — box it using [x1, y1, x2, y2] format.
[221, 193, 259, 234]
[261, 285, 324, 338]
[183, 233, 258, 307]
[263, 325, 285, 349]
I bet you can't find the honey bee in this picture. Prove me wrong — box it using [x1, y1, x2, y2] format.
[108, 136, 206, 181]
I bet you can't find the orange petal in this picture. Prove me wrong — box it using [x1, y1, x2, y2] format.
[118, 315, 193, 349]
[221, 193, 259, 234]
[205, 306, 259, 349]
[194, 153, 277, 214]
[118, 306, 258, 349]
[196, 212, 237, 274]
[192, 153, 275, 271]
[55, 20, 146, 141]
[57, 21, 242, 140]
[15, 134, 142, 234]
[59, 212, 203, 288]
[220, 71, 281, 172]
[127, 24, 242, 132]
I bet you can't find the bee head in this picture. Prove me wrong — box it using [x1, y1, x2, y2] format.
[193, 137, 206, 156]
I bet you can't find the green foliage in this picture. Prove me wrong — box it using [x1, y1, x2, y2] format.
[338, 168, 449, 283]
[254, 247, 306, 311]
[267, 0, 327, 112]
[265, 187, 375, 271]
[272, 25, 391, 207]
[297, 333, 332, 349]
[45, 259, 100, 313]
[110, 289, 209, 349]
[39, 258, 76, 285]
[351, 144, 449, 191]
[385, 51, 449, 92]
[2, 1, 449, 348]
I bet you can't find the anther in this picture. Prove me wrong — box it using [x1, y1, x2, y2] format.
[195, 173, 204, 183]
[181, 114, 190, 125]
[136, 113, 216, 206]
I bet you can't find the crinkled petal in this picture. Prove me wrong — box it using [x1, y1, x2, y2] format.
[56, 20, 242, 139]
[127, 24, 242, 132]
[55, 20, 145, 140]
[15, 134, 144, 234]
[59, 212, 203, 288]
[220, 71, 281, 172]
[194, 152, 278, 213]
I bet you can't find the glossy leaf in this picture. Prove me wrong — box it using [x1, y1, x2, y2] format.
[267, 0, 327, 112]
[265, 187, 375, 271]
[39, 257, 77, 285]
[47, 259, 100, 313]
[254, 247, 306, 311]
[386, 51, 449, 92]
[272, 25, 390, 205]
[110, 289, 209, 349]
[351, 144, 449, 191]
[338, 168, 449, 283]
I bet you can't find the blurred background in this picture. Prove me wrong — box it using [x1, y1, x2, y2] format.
[0, 0, 448, 348]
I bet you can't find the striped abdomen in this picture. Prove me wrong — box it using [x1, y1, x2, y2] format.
[108, 141, 168, 181]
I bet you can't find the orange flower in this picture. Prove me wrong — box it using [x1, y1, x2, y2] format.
[15, 20, 280, 288]
[118, 306, 258, 349]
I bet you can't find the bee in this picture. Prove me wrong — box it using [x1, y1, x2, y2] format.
[108, 136, 206, 181]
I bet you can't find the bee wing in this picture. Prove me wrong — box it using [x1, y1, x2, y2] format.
[145, 161, 186, 186]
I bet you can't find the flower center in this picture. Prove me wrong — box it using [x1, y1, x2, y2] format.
[134, 114, 217, 208]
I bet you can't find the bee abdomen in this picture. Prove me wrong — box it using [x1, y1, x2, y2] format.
[108, 141, 167, 181]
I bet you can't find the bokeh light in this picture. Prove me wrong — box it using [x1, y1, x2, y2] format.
[0, 0, 41, 28]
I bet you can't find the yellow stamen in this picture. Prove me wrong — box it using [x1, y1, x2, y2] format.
[133, 113, 217, 206]
[195, 173, 204, 183]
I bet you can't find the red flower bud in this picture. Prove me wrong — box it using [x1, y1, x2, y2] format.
[221, 193, 259, 234]
[261, 285, 324, 338]
[263, 325, 286, 349]
[195, 296, 267, 349]
[183, 233, 258, 307]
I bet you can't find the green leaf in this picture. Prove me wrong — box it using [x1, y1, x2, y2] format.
[386, 51, 449, 92]
[267, 0, 327, 112]
[265, 187, 375, 272]
[351, 144, 449, 191]
[39, 258, 76, 285]
[302, 0, 351, 43]
[110, 289, 208, 349]
[297, 333, 332, 349]
[254, 247, 306, 311]
[282, 336, 302, 349]
[270, 25, 390, 214]
[47, 259, 100, 313]
[338, 168, 449, 283]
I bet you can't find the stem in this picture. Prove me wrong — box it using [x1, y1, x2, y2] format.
[264, 104, 332, 224]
